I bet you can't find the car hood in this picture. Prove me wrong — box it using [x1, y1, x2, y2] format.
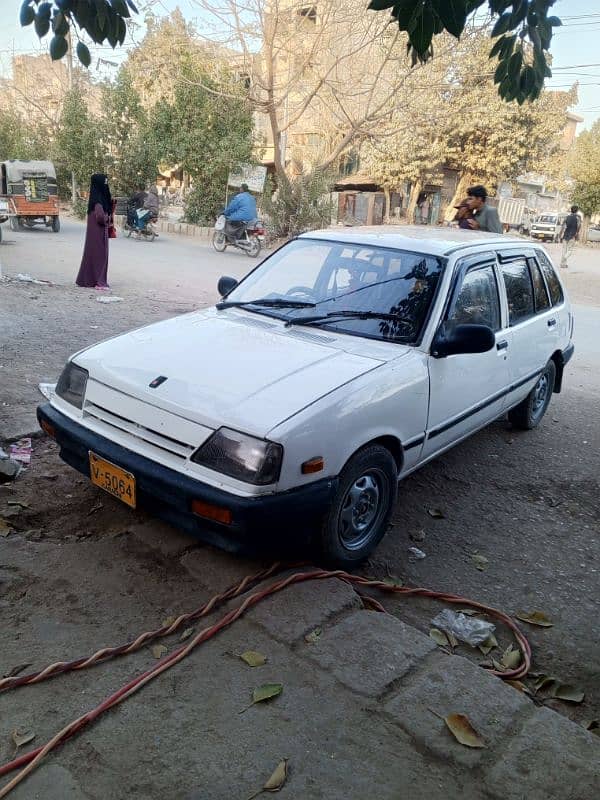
[75, 310, 400, 436]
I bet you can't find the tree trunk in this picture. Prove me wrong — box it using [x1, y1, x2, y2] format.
[407, 180, 422, 224]
[444, 173, 474, 222]
[383, 186, 391, 223]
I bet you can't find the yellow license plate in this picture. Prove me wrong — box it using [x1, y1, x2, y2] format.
[89, 452, 136, 508]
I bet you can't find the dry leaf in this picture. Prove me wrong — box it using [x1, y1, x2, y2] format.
[179, 627, 194, 642]
[7, 500, 29, 508]
[240, 650, 267, 667]
[443, 714, 486, 748]
[516, 610, 553, 628]
[551, 683, 585, 704]
[3, 663, 32, 679]
[478, 634, 499, 656]
[0, 518, 12, 537]
[161, 616, 177, 628]
[247, 759, 289, 799]
[533, 674, 560, 694]
[11, 730, 35, 750]
[241, 683, 283, 713]
[427, 508, 445, 519]
[151, 644, 168, 660]
[429, 628, 450, 647]
[584, 720, 599, 736]
[304, 627, 322, 644]
[471, 554, 489, 571]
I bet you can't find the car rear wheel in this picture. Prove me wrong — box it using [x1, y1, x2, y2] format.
[52, 216, 60, 233]
[508, 360, 556, 430]
[318, 444, 397, 569]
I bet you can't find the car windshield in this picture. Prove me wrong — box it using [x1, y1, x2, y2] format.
[538, 215, 557, 224]
[221, 238, 444, 343]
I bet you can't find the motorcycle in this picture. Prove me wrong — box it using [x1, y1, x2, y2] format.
[212, 214, 264, 258]
[124, 205, 158, 242]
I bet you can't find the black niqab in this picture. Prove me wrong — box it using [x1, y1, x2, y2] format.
[87, 173, 112, 214]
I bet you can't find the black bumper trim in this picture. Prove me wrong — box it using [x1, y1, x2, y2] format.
[37, 404, 338, 553]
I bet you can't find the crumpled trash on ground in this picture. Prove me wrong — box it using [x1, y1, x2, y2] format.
[0, 448, 22, 483]
[96, 296, 124, 304]
[431, 609, 496, 646]
[15, 273, 52, 285]
[38, 383, 56, 400]
[408, 546, 426, 560]
[9, 438, 32, 466]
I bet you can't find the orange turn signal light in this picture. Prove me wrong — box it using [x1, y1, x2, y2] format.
[191, 499, 232, 525]
[40, 419, 56, 439]
[301, 457, 324, 475]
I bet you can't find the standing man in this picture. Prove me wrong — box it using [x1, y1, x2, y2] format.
[465, 185, 503, 234]
[560, 205, 581, 269]
[223, 183, 257, 240]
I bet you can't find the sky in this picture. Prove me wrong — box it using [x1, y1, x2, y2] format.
[1, 0, 599, 130]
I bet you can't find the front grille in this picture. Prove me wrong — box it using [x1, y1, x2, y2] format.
[84, 401, 195, 460]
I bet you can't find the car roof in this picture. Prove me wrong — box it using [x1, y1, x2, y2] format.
[299, 225, 524, 257]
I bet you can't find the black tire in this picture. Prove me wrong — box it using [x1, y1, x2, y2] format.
[9, 217, 19, 232]
[212, 231, 227, 252]
[247, 237, 261, 258]
[508, 360, 556, 430]
[52, 216, 60, 233]
[318, 444, 397, 568]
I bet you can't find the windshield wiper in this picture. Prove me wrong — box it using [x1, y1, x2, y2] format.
[216, 298, 316, 310]
[285, 310, 414, 328]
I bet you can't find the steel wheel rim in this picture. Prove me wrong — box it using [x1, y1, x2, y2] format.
[531, 370, 550, 419]
[338, 469, 387, 551]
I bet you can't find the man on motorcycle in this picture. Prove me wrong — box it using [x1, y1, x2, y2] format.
[223, 183, 257, 241]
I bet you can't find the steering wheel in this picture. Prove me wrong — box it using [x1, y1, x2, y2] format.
[286, 286, 317, 301]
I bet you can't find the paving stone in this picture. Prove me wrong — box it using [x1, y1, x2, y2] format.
[485, 706, 600, 800]
[307, 610, 436, 697]
[129, 520, 197, 557]
[248, 576, 361, 644]
[384, 653, 532, 767]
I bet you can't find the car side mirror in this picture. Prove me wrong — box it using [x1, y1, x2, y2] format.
[218, 276, 238, 297]
[432, 323, 495, 358]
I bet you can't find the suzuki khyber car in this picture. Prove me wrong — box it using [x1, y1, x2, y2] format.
[38, 227, 574, 568]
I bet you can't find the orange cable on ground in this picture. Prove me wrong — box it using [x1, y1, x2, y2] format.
[0, 567, 532, 798]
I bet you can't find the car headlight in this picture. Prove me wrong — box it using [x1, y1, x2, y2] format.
[56, 362, 88, 409]
[191, 428, 283, 485]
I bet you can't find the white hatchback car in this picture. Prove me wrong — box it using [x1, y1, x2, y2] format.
[39, 227, 574, 567]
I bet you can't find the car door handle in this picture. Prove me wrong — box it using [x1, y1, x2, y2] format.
[496, 340, 508, 351]
[547, 318, 557, 328]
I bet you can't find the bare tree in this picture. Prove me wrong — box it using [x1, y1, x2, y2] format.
[189, 0, 452, 184]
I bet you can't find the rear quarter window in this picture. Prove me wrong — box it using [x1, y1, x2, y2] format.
[536, 250, 564, 306]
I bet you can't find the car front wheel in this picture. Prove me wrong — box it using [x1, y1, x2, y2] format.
[508, 360, 556, 430]
[318, 445, 397, 569]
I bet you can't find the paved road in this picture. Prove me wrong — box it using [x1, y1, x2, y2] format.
[1, 218, 598, 726]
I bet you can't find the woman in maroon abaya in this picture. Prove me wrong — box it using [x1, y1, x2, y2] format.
[76, 173, 112, 289]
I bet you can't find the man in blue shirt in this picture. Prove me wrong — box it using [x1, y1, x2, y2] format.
[224, 183, 257, 240]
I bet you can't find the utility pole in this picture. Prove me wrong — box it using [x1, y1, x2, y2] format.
[66, 31, 77, 205]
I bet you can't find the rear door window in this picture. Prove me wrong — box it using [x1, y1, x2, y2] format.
[448, 264, 500, 331]
[528, 258, 550, 312]
[536, 251, 564, 306]
[499, 259, 534, 325]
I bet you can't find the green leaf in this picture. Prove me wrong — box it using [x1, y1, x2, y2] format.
[432, 0, 467, 39]
[507, 49, 523, 83]
[409, 6, 435, 55]
[429, 628, 450, 647]
[368, 0, 396, 9]
[252, 683, 283, 704]
[77, 41, 92, 67]
[111, 0, 130, 17]
[240, 650, 267, 667]
[19, 1, 35, 27]
[49, 34, 69, 60]
[509, 0, 528, 27]
[478, 633, 499, 656]
[52, 11, 69, 36]
[547, 16, 562, 28]
[34, 13, 51, 38]
[491, 12, 512, 38]
[117, 16, 127, 45]
[551, 684, 585, 704]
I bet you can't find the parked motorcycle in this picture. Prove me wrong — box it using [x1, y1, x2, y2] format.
[124, 205, 158, 242]
[212, 214, 264, 257]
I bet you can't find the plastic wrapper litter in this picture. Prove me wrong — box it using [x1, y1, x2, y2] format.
[431, 609, 495, 646]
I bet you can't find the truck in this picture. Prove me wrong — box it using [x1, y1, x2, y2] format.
[497, 196, 526, 232]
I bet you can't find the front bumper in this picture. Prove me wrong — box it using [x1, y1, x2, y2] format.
[37, 404, 338, 554]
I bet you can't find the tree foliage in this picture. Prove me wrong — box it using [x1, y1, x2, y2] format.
[54, 89, 105, 190]
[568, 121, 600, 217]
[263, 171, 335, 238]
[19, 0, 560, 104]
